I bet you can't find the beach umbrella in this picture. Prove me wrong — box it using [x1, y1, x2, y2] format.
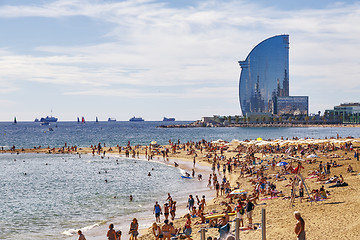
[230, 189, 247, 195]
[257, 137, 263, 141]
[276, 162, 289, 167]
[306, 154, 319, 158]
[150, 141, 157, 145]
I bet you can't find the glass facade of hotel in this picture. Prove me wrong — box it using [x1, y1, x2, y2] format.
[275, 96, 309, 115]
[239, 35, 290, 116]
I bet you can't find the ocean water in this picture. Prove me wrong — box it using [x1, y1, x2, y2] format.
[1, 121, 360, 149]
[1, 121, 360, 239]
[0, 153, 210, 240]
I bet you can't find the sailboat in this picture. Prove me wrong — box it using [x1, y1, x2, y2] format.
[77, 117, 80, 123]
[96, 117, 99, 123]
[13, 117, 17, 124]
[81, 117, 85, 123]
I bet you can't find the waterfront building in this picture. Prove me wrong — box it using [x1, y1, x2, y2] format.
[325, 103, 360, 123]
[238, 35, 308, 116]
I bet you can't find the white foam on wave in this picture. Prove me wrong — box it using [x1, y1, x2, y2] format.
[62, 220, 106, 236]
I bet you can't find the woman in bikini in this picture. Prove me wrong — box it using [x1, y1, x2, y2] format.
[129, 218, 139, 240]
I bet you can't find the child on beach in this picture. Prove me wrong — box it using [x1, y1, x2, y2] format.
[116, 230, 122, 240]
[77, 230, 86, 240]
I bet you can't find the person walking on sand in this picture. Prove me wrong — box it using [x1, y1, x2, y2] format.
[294, 211, 306, 240]
[153, 201, 162, 223]
[107, 224, 117, 240]
[77, 230, 86, 240]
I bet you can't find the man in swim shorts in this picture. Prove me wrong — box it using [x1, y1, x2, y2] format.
[153, 201, 162, 223]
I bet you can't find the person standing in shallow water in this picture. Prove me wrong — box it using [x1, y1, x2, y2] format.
[294, 211, 306, 240]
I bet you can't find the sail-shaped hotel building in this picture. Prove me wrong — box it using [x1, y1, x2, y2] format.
[238, 35, 308, 116]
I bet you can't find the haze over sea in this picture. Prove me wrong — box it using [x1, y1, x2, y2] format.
[1, 121, 360, 240]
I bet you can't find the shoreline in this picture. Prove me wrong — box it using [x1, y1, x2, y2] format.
[65, 153, 214, 240]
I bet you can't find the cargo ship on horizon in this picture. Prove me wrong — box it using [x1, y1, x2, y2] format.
[129, 116, 144, 122]
[163, 117, 175, 121]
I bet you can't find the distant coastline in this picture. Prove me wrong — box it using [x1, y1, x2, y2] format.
[158, 121, 360, 128]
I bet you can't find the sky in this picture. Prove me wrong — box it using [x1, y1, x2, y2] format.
[0, 0, 359, 121]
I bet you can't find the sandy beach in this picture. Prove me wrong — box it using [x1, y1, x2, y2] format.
[3, 137, 360, 240]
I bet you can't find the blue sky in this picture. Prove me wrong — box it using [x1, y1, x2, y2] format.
[0, 0, 359, 121]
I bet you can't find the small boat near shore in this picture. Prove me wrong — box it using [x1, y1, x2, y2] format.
[129, 116, 144, 122]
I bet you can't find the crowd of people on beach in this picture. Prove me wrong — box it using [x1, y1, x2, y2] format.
[132, 137, 356, 239]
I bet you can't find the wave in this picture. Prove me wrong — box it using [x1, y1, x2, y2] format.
[62, 220, 106, 236]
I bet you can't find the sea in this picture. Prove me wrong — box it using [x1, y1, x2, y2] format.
[1, 121, 360, 240]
